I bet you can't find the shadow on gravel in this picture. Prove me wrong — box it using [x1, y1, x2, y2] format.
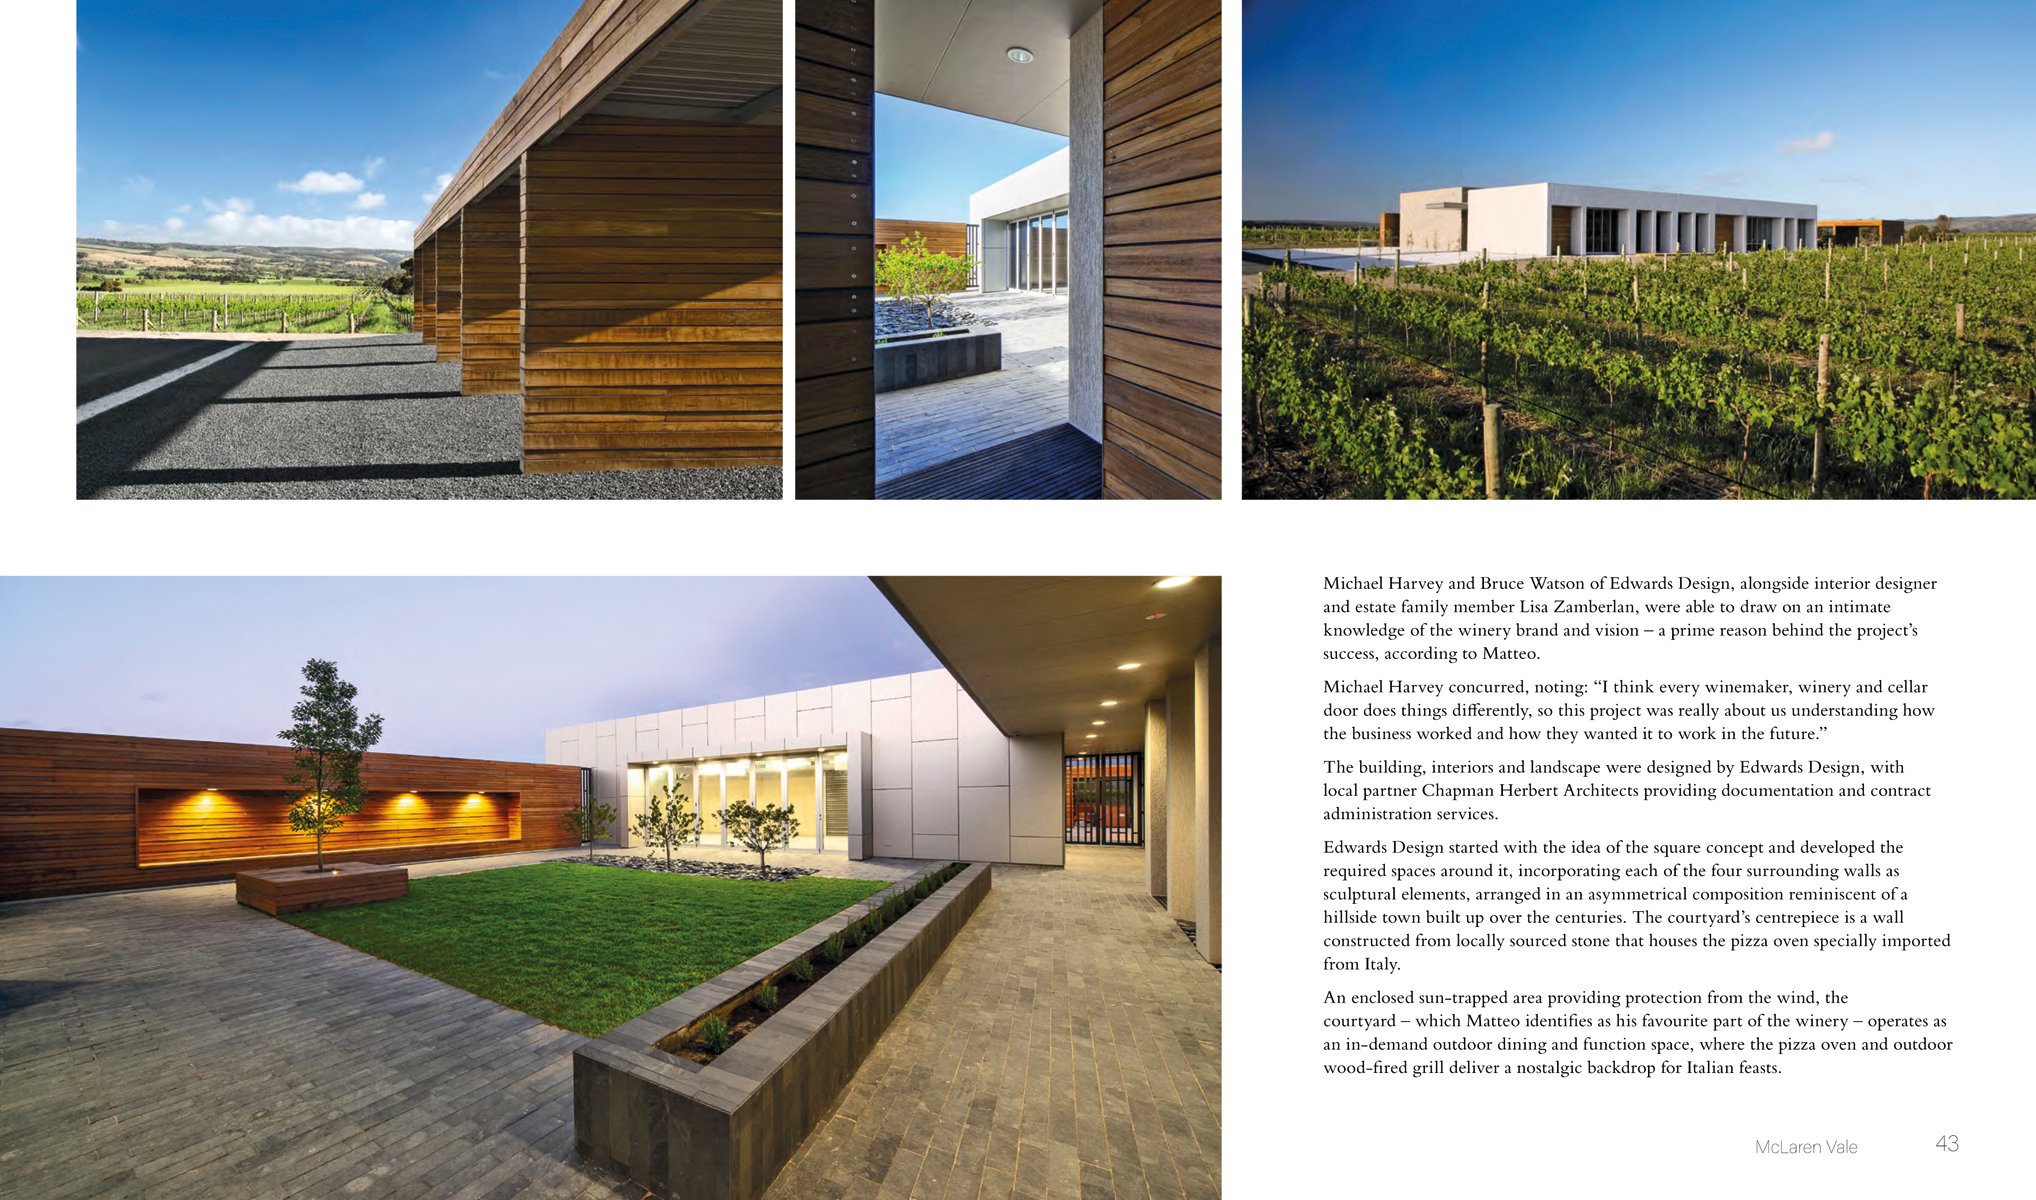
[109, 461, 524, 486]
[200, 390, 467, 406]
[76, 341, 284, 498]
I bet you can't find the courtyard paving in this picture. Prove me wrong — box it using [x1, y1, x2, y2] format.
[876, 291, 1072, 485]
[0, 845, 1218, 1198]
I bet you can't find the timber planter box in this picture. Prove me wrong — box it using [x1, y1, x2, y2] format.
[234, 861, 409, 915]
[573, 861, 993, 1200]
[874, 328, 1002, 393]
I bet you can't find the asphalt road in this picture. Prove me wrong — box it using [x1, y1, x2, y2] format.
[75, 334, 783, 500]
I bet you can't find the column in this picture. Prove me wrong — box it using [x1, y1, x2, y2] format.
[1732, 214, 1746, 253]
[812, 756, 825, 853]
[522, 114, 782, 473]
[1070, 8, 1104, 443]
[1570, 207, 1586, 257]
[1144, 697, 1169, 902]
[1165, 673, 1196, 925]
[434, 212, 461, 362]
[1193, 637, 1221, 967]
[459, 183, 521, 395]
[1618, 208, 1635, 256]
[413, 234, 437, 345]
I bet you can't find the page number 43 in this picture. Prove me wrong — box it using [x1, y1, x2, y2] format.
[1936, 1135, 1960, 1152]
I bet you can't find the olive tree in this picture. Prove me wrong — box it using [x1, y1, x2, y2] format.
[630, 779, 703, 870]
[722, 797, 799, 870]
[874, 233, 976, 330]
[279, 658, 385, 873]
[562, 792, 618, 861]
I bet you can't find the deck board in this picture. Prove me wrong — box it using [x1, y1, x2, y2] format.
[876, 423, 1101, 500]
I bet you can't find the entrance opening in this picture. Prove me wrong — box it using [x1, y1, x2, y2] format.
[1584, 207, 1620, 255]
[1065, 752, 1142, 845]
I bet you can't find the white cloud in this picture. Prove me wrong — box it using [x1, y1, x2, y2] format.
[202, 196, 253, 215]
[173, 203, 193, 214]
[164, 216, 186, 232]
[122, 175, 155, 197]
[422, 172, 454, 205]
[363, 156, 386, 180]
[1781, 130, 1837, 156]
[351, 191, 388, 211]
[279, 169, 365, 194]
[197, 209, 415, 248]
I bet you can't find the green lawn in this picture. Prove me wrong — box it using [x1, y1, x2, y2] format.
[285, 862, 885, 1035]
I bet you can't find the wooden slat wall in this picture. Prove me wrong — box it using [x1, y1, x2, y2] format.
[1100, 0, 1221, 500]
[462, 184, 523, 395]
[873, 219, 967, 257]
[418, 0, 703, 241]
[0, 728, 582, 901]
[519, 114, 782, 473]
[415, 235, 438, 346]
[1550, 207, 1573, 256]
[139, 789, 516, 866]
[435, 213, 464, 362]
[794, 0, 877, 498]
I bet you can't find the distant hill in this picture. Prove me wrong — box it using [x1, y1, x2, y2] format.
[1899, 215, 2036, 233]
[76, 239, 406, 285]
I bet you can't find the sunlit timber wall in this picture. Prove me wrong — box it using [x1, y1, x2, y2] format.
[1141, 633, 1222, 966]
[0, 727, 582, 901]
[545, 669, 1064, 866]
[1099, 0, 1222, 499]
[415, 116, 782, 473]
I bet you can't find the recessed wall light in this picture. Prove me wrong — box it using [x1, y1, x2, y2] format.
[1117, 662, 1140, 670]
[1099, 700, 1118, 707]
[1007, 46, 1034, 64]
[1155, 576, 1195, 589]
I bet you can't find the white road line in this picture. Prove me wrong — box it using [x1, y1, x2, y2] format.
[76, 342, 256, 424]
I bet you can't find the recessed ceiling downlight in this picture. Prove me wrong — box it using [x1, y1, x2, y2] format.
[1154, 576, 1195, 589]
[1007, 46, 1035, 64]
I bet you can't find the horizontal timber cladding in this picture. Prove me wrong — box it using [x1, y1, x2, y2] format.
[415, 234, 437, 345]
[519, 114, 783, 473]
[460, 183, 523, 395]
[0, 727, 582, 901]
[1100, 0, 1221, 500]
[435, 213, 463, 362]
[794, 0, 876, 498]
[873, 218, 967, 257]
[1550, 206, 1573, 256]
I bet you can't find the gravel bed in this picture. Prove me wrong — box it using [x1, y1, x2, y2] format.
[875, 297, 992, 339]
[562, 853, 819, 883]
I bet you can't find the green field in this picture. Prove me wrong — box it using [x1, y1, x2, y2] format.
[285, 862, 887, 1036]
[78, 288, 413, 334]
[1245, 223, 1381, 249]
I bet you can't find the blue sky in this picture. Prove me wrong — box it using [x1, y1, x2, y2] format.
[77, 1, 582, 249]
[0, 579, 940, 761]
[1245, 0, 2036, 222]
[878, 96, 1066, 222]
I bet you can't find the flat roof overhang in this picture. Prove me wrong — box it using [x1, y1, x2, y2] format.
[871, 576, 1220, 755]
[417, 0, 782, 246]
[875, 0, 1105, 134]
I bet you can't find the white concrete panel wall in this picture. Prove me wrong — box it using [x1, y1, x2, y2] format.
[1459, 183, 1815, 257]
[1464, 184, 1550, 259]
[545, 668, 1063, 866]
[969, 147, 1071, 227]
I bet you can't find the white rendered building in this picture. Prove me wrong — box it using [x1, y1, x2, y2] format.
[545, 669, 1067, 866]
[1403, 182, 1818, 257]
[969, 147, 1071, 293]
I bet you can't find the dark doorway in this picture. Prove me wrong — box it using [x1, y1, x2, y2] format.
[1065, 752, 1141, 845]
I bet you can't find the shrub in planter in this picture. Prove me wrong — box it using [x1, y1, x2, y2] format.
[844, 918, 867, 948]
[790, 956, 814, 983]
[820, 932, 846, 963]
[755, 983, 780, 1011]
[698, 1015, 732, 1054]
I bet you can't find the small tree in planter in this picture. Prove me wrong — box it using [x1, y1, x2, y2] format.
[722, 797, 799, 870]
[278, 658, 385, 873]
[562, 792, 618, 861]
[630, 779, 703, 870]
[874, 232, 976, 331]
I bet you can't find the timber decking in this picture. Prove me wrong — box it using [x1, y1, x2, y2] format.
[1100, 0, 1222, 500]
[519, 115, 782, 473]
[876, 423, 1103, 500]
[794, 0, 877, 497]
[0, 727, 580, 901]
[460, 183, 523, 395]
[234, 861, 410, 915]
[434, 214, 463, 363]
